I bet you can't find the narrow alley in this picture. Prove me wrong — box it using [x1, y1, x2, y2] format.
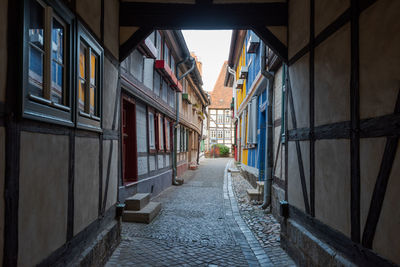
[106, 158, 294, 267]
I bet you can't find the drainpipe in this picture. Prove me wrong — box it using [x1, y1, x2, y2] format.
[197, 108, 203, 165]
[260, 42, 275, 209]
[172, 56, 196, 185]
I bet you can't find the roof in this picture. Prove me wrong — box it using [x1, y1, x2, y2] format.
[209, 61, 232, 109]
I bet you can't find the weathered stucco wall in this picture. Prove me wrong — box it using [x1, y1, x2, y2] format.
[103, 140, 118, 211]
[74, 137, 100, 235]
[314, 23, 350, 126]
[103, 58, 119, 130]
[314, 0, 349, 36]
[0, 0, 7, 102]
[77, 0, 101, 38]
[315, 139, 350, 237]
[288, 0, 309, 58]
[0, 127, 5, 264]
[104, 0, 119, 58]
[359, 0, 400, 119]
[288, 54, 309, 129]
[18, 132, 69, 266]
[288, 141, 310, 212]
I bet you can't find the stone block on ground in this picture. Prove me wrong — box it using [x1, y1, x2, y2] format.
[122, 202, 161, 224]
[125, 193, 151, 211]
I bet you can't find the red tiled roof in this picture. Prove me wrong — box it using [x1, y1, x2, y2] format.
[209, 61, 232, 109]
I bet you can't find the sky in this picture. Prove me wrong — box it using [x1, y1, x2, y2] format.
[182, 30, 232, 92]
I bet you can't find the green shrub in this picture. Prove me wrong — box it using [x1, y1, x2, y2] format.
[212, 144, 230, 157]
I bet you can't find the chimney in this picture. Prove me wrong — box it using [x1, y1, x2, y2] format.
[190, 52, 203, 77]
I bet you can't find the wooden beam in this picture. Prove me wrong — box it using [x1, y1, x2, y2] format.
[119, 2, 287, 29]
[253, 26, 288, 63]
[288, 75, 310, 214]
[350, 0, 360, 243]
[361, 90, 400, 249]
[120, 27, 153, 62]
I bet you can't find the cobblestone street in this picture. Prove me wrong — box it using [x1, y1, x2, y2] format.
[106, 158, 295, 266]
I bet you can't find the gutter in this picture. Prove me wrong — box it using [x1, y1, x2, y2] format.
[260, 42, 275, 210]
[172, 56, 196, 186]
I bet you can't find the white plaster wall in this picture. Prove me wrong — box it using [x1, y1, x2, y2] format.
[0, 127, 5, 264]
[158, 155, 164, 169]
[273, 66, 283, 120]
[360, 0, 400, 119]
[77, 0, 101, 38]
[149, 155, 156, 171]
[314, 23, 350, 126]
[288, 0, 309, 58]
[373, 142, 400, 265]
[138, 156, 148, 176]
[288, 54, 309, 129]
[0, 0, 7, 102]
[315, 0, 349, 36]
[360, 138, 385, 235]
[103, 58, 119, 130]
[104, 0, 119, 58]
[288, 141, 310, 213]
[315, 139, 350, 238]
[18, 132, 68, 266]
[74, 137, 99, 235]
[136, 102, 148, 153]
[103, 140, 118, 211]
[273, 127, 282, 178]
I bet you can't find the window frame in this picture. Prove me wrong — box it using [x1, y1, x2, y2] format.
[147, 107, 157, 153]
[22, 0, 74, 126]
[76, 21, 104, 132]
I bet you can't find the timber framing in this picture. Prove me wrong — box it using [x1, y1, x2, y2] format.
[119, 2, 287, 29]
[288, 0, 378, 67]
[287, 76, 310, 214]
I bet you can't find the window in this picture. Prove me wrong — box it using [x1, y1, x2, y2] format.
[23, 0, 73, 125]
[156, 31, 162, 60]
[225, 113, 231, 124]
[162, 80, 168, 102]
[225, 130, 231, 139]
[171, 56, 175, 74]
[77, 23, 103, 131]
[247, 98, 257, 144]
[165, 119, 171, 152]
[217, 114, 224, 124]
[211, 130, 216, 139]
[217, 130, 223, 139]
[157, 114, 164, 151]
[148, 110, 156, 152]
[163, 42, 170, 66]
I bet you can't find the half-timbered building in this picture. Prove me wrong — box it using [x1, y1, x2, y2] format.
[1, 0, 399, 266]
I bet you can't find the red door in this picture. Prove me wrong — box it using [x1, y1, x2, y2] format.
[122, 95, 138, 184]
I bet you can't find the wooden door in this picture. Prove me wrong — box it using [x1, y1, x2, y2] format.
[122, 95, 138, 183]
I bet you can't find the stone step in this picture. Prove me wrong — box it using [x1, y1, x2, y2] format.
[125, 193, 151, 211]
[256, 181, 264, 190]
[247, 188, 263, 201]
[122, 202, 161, 224]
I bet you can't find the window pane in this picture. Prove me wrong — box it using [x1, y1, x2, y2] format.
[29, 0, 44, 49]
[162, 80, 168, 102]
[52, 19, 64, 63]
[78, 79, 86, 111]
[90, 53, 97, 86]
[149, 112, 155, 149]
[51, 62, 63, 104]
[159, 117, 164, 149]
[90, 86, 96, 115]
[79, 43, 86, 79]
[28, 47, 44, 97]
[154, 71, 161, 96]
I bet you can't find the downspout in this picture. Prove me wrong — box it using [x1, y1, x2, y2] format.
[261, 42, 275, 209]
[172, 56, 196, 185]
[197, 108, 203, 165]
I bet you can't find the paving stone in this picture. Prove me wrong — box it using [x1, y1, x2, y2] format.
[106, 158, 296, 267]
